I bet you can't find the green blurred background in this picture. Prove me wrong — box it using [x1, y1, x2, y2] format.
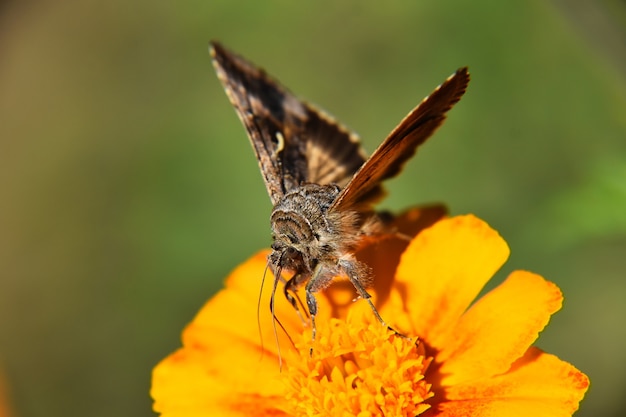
[1, 1, 625, 416]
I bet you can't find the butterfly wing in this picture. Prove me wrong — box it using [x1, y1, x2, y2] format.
[330, 67, 470, 212]
[210, 42, 370, 205]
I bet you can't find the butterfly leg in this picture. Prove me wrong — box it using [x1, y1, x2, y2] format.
[304, 263, 330, 348]
[338, 258, 409, 339]
[337, 258, 387, 325]
[283, 273, 309, 325]
[304, 283, 318, 347]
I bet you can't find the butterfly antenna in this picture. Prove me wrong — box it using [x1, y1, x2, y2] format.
[274, 313, 297, 349]
[260, 258, 299, 371]
[270, 261, 284, 370]
[257, 262, 272, 363]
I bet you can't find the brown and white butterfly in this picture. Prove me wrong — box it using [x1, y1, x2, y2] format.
[210, 42, 469, 341]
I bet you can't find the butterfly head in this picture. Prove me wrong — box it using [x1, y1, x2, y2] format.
[269, 208, 316, 276]
[269, 183, 350, 274]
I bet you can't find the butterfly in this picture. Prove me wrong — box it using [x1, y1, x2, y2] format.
[210, 42, 469, 341]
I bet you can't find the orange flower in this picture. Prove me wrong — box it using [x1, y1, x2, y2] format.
[151, 214, 589, 416]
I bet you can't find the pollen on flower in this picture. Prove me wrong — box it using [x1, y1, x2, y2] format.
[283, 312, 433, 417]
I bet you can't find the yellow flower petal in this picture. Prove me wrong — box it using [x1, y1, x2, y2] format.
[435, 347, 589, 417]
[0, 367, 15, 417]
[152, 346, 287, 416]
[152, 252, 297, 416]
[394, 215, 510, 350]
[438, 270, 563, 385]
[187, 251, 311, 357]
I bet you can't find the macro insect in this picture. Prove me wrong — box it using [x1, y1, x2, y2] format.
[210, 42, 469, 340]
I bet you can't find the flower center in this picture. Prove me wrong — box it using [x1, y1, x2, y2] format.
[283, 312, 433, 417]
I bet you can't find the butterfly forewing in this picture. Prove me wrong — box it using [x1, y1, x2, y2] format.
[301, 108, 368, 189]
[330, 67, 470, 213]
[210, 42, 372, 204]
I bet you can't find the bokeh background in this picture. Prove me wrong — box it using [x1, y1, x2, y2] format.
[1, 1, 625, 416]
